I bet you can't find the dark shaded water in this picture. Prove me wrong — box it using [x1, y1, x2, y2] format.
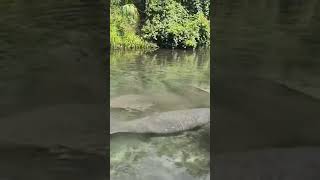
[213, 0, 320, 179]
[0, 0, 107, 179]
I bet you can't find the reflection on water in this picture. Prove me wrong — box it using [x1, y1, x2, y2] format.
[0, 0, 106, 179]
[110, 50, 210, 180]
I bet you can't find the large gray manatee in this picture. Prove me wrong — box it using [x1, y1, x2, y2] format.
[110, 108, 210, 134]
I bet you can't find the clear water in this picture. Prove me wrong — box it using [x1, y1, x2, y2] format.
[110, 49, 210, 180]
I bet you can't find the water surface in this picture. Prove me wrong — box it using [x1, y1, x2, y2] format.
[110, 49, 210, 180]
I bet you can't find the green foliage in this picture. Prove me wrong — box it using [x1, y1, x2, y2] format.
[110, 1, 157, 50]
[110, 0, 210, 49]
[177, 0, 210, 17]
[142, 0, 210, 49]
[121, 4, 140, 23]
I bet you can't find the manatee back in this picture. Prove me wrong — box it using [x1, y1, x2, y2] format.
[129, 108, 210, 134]
[110, 113, 126, 134]
[178, 108, 210, 130]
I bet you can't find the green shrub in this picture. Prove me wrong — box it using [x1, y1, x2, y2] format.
[110, 1, 157, 50]
[142, 0, 210, 49]
[110, 0, 210, 49]
[177, 0, 210, 17]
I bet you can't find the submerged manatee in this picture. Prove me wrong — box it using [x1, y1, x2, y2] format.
[110, 108, 210, 134]
[110, 94, 155, 112]
[190, 85, 210, 93]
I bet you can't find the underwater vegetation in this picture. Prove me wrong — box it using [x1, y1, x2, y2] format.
[110, 127, 210, 180]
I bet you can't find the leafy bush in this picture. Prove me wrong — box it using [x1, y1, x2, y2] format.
[110, 0, 210, 49]
[141, 0, 210, 49]
[110, 2, 157, 49]
[177, 0, 210, 17]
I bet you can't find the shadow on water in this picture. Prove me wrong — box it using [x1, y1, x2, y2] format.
[213, 0, 320, 179]
[0, 0, 106, 179]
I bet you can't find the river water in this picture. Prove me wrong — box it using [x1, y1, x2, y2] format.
[110, 50, 210, 180]
[0, 0, 107, 179]
[2, 0, 320, 179]
[213, 0, 320, 179]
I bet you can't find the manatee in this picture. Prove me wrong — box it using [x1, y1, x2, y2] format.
[110, 108, 210, 134]
[110, 94, 155, 112]
[110, 93, 194, 112]
[190, 85, 210, 93]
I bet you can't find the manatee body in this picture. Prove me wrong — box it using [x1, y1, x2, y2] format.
[110, 93, 194, 112]
[110, 94, 155, 112]
[110, 108, 210, 134]
[190, 85, 210, 94]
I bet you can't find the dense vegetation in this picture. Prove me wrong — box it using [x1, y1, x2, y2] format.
[110, 0, 210, 49]
[110, 2, 157, 49]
